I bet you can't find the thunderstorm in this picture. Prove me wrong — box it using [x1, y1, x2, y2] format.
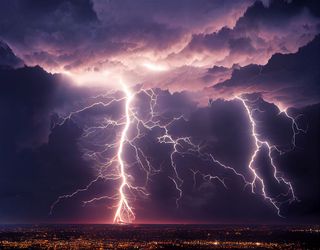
[0, 2, 319, 249]
[49, 81, 305, 223]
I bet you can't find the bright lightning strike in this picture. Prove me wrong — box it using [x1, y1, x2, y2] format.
[50, 81, 306, 223]
[236, 96, 303, 216]
[113, 81, 135, 224]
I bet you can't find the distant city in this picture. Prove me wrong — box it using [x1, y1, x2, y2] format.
[0, 224, 319, 249]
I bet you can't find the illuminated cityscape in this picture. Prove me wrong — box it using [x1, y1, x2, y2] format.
[0, 225, 319, 249]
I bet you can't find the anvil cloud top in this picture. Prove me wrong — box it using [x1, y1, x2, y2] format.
[0, 0, 319, 224]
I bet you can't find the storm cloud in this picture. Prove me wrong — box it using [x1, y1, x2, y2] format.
[0, 0, 319, 224]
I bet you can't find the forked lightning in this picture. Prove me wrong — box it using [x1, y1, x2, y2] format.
[50, 81, 305, 223]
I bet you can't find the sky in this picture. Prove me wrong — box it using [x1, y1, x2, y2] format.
[0, 0, 319, 224]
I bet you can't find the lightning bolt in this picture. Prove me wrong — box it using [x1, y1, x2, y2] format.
[49, 80, 139, 224]
[236, 95, 305, 216]
[113, 81, 135, 224]
[49, 81, 305, 222]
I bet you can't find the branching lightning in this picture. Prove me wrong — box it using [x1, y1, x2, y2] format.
[113, 81, 135, 224]
[236, 96, 305, 216]
[50, 80, 306, 223]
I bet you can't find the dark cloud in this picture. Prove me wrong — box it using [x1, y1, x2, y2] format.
[278, 103, 320, 220]
[0, 0, 319, 95]
[0, 64, 99, 222]
[237, 0, 313, 29]
[0, 120, 94, 223]
[211, 34, 320, 107]
[201, 66, 234, 87]
[0, 0, 252, 71]
[0, 40, 24, 68]
[176, 0, 320, 68]
[229, 37, 256, 54]
[188, 27, 232, 52]
[93, 0, 251, 30]
[0, 64, 93, 147]
[0, 0, 98, 39]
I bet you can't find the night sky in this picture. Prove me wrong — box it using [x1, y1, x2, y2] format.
[0, 0, 319, 224]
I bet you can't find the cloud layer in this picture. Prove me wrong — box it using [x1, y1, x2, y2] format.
[0, 1, 319, 99]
